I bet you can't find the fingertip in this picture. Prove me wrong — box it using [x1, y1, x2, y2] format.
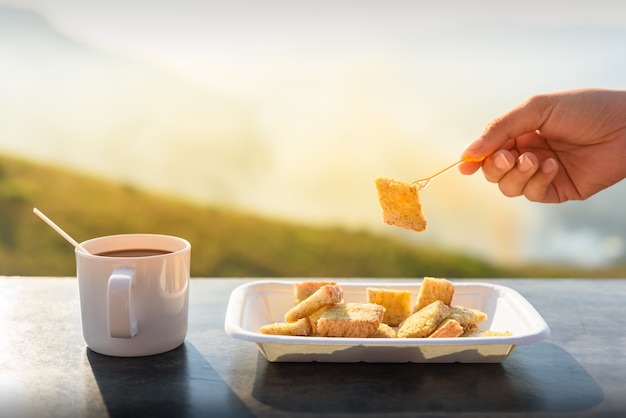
[494, 151, 512, 170]
[458, 161, 481, 175]
[541, 158, 558, 175]
[522, 158, 560, 203]
[517, 153, 537, 173]
[462, 137, 486, 160]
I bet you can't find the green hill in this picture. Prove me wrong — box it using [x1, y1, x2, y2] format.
[0, 153, 620, 278]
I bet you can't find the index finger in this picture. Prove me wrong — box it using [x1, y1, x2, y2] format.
[462, 93, 556, 161]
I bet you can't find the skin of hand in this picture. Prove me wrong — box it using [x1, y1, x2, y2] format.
[460, 88, 626, 203]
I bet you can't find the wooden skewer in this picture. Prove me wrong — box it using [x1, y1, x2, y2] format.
[412, 156, 483, 190]
[33, 208, 91, 254]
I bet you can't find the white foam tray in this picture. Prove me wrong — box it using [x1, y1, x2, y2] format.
[224, 280, 550, 363]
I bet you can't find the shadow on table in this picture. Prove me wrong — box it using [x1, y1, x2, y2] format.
[252, 341, 603, 414]
[87, 341, 254, 418]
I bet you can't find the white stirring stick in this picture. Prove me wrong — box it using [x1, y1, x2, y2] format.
[33, 207, 91, 254]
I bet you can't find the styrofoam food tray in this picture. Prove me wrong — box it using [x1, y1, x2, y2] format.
[224, 280, 550, 363]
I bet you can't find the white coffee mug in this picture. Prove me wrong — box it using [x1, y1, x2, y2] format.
[76, 234, 191, 357]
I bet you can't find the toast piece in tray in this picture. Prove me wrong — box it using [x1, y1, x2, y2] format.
[413, 277, 455, 312]
[397, 300, 451, 338]
[462, 327, 512, 337]
[428, 318, 464, 338]
[259, 317, 312, 336]
[366, 287, 411, 326]
[373, 323, 397, 338]
[448, 305, 488, 329]
[284, 284, 343, 323]
[294, 281, 338, 304]
[316, 303, 385, 338]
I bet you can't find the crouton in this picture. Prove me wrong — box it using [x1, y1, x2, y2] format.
[462, 327, 512, 337]
[428, 318, 464, 338]
[260, 318, 312, 336]
[294, 281, 337, 304]
[307, 309, 324, 335]
[413, 277, 455, 312]
[284, 284, 342, 322]
[373, 323, 397, 338]
[397, 300, 451, 338]
[316, 303, 385, 338]
[448, 305, 488, 328]
[375, 177, 427, 232]
[366, 287, 411, 326]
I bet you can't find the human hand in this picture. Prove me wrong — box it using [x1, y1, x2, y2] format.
[460, 88, 626, 203]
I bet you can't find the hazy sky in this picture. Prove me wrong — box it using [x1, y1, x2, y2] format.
[2, 1, 626, 267]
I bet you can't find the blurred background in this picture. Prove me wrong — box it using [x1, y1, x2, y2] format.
[1, 0, 625, 277]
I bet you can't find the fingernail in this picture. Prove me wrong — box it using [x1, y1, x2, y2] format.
[518, 154, 535, 172]
[494, 152, 511, 170]
[541, 158, 557, 174]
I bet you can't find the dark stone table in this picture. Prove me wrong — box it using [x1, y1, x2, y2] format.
[1, 277, 625, 417]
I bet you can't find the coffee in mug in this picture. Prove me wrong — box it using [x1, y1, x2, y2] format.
[76, 234, 191, 357]
[95, 249, 172, 258]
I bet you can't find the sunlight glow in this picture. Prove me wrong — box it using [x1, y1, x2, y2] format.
[1, 0, 626, 267]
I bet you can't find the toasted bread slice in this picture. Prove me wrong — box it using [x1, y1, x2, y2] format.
[373, 323, 397, 338]
[375, 177, 427, 232]
[448, 305, 488, 328]
[413, 277, 455, 312]
[284, 284, 343, 322]
[294, 281, 337, 304]
[366, 287, 411, 326]
[428, 318, 464, 338]
[307, 308, 324, 335]
[316, 303, 385, 338]
[461, 327, 512, 337]
[259, 318, 312, 336]
[397, 300, 451, 338]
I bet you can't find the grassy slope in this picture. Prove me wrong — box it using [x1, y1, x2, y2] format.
[0, 154, 621, 278]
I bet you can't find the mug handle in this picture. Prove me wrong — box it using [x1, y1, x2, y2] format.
[107, 267, 139, 338]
